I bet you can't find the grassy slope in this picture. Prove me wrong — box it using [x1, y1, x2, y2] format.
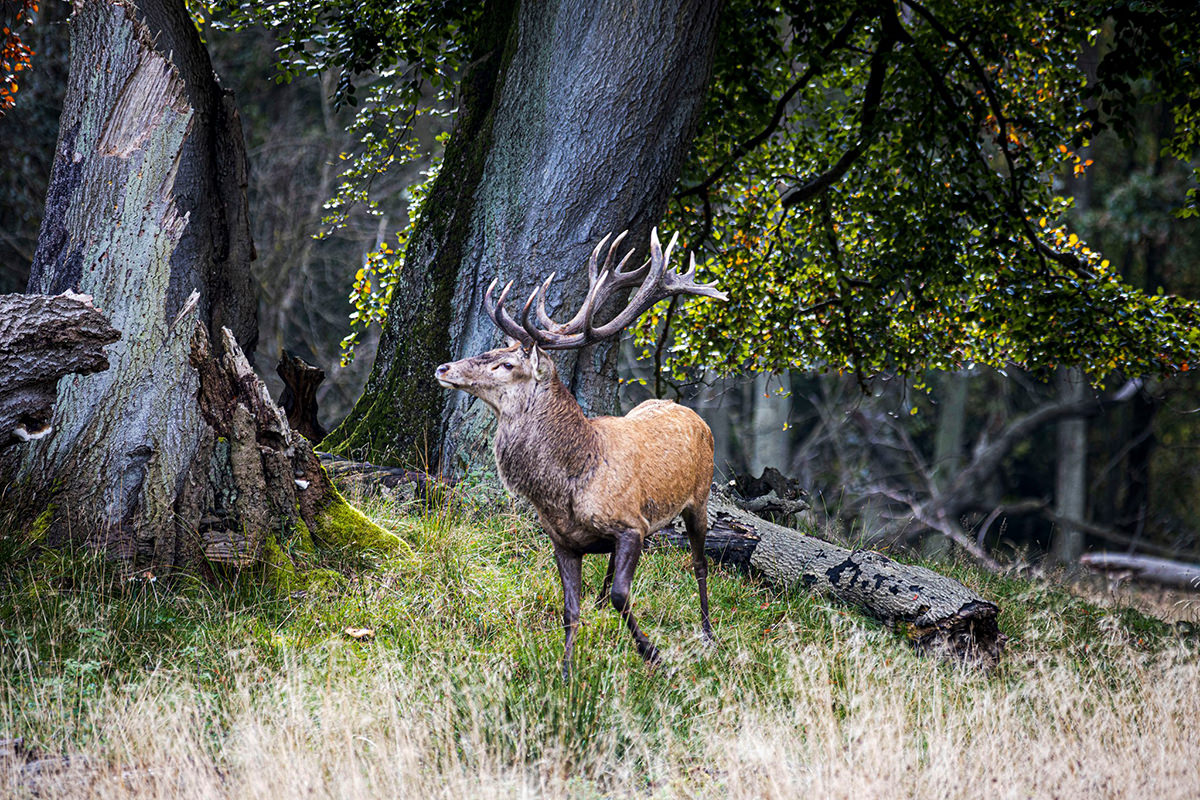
[1, 490, 1198, 798]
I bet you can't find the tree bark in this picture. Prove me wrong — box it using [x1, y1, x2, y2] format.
[658, 488, 1006, 665]
[1052, 367, 1089, 566]
[0, 292, 119, 454]
[325, 0, 721, 473]
[3, 0, 395, 574]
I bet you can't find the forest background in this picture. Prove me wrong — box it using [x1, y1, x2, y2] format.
[2, 0, 1198, 570]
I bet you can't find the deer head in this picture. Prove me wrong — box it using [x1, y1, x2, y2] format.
[435, 227, 725, 411]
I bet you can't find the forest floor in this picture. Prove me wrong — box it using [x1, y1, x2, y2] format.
[1, 487, 1198, 799]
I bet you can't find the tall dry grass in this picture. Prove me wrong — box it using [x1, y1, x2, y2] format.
[6, 631, 1198, 798]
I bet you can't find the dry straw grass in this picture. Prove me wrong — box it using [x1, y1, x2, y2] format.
[7, 638, 1198, 799]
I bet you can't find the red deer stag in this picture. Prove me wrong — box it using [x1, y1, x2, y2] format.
[435, 229, 727, 677]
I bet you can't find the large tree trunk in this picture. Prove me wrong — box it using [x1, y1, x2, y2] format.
[3, 0, 395, 573]
[325, 0, 721, 473]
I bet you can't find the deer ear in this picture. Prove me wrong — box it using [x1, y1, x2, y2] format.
[504, 336, 521, 348]
[529, 345, 553, 382]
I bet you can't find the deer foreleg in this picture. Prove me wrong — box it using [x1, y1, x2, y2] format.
[553, 544, 583, 681]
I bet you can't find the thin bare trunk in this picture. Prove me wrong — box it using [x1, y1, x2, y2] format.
[1052, 367, 1089, 566]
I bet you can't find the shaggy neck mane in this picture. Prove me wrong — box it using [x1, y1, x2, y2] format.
[495, 378, 600, 501]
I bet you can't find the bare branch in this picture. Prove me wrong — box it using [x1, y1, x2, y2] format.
[780, 10, 901, 208]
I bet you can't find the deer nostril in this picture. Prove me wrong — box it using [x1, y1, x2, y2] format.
[436, 363, 450, 375]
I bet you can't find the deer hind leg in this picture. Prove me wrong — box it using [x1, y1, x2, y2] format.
[595, 551, 616, 609]
[681, 505, 716, 644]
[610, 532, 660, 666]
[552, 544, 583, 681]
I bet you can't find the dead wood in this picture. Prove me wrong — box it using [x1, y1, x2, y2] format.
[655, 485, 1007, 666]
[317, 452, 447, 502]
[1080, 552, 1200, 591]
[277, 350, 328, 444]
[0, 292, 120, 452]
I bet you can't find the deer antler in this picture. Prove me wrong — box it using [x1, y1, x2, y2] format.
[483, 228, 727, 350]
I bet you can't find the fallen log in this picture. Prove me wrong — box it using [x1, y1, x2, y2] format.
[317, 452, 449, 502]
[1080, 552, 1200, 591]
[656, 486, 1007, 665]
[0, 291, 120, 452]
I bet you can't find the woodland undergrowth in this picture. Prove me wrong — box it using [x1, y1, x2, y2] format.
[1, 486, 1198, 799]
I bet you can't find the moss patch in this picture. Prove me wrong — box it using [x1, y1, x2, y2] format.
[28, 505, 56, 543]
[311, 489, 416, 561]
[260, 529, 347, 595]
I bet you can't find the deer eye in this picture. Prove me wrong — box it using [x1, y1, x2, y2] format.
[493, 362, 514, 371]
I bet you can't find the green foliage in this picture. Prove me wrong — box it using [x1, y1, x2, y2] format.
[226, 0, 1199, 383]
[340, 150, 443, 364]
[656, 0, 1200, 384]
[0, 0, 37, 114]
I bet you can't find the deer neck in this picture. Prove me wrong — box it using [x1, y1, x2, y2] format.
[494, 378, 600, 509]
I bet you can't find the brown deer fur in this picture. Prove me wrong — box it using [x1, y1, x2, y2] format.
[436, 341, 716, 676]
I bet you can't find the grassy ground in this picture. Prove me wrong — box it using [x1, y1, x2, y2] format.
[2, 489, 1198, 799]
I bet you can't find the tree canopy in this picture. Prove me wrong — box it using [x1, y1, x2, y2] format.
[215, 0, 1200, 386]
[666, 0, 1200, 385]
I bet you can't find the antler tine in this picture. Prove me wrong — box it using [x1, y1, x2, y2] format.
[661, 229, 680, 270]
[556, 251, 616, 334]
[520, 285, 546, 345]
[533, 272, 559, 330]
[670, 251, 729, 301]
[484, 278, 533, 344]
[599, 230, 629, 277]
[519, 283, 588, 348]
[586, 232, 612, 284]
[607, 247, 646, 287]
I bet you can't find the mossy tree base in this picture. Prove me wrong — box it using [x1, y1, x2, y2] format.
[182, 323, 406, 580]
